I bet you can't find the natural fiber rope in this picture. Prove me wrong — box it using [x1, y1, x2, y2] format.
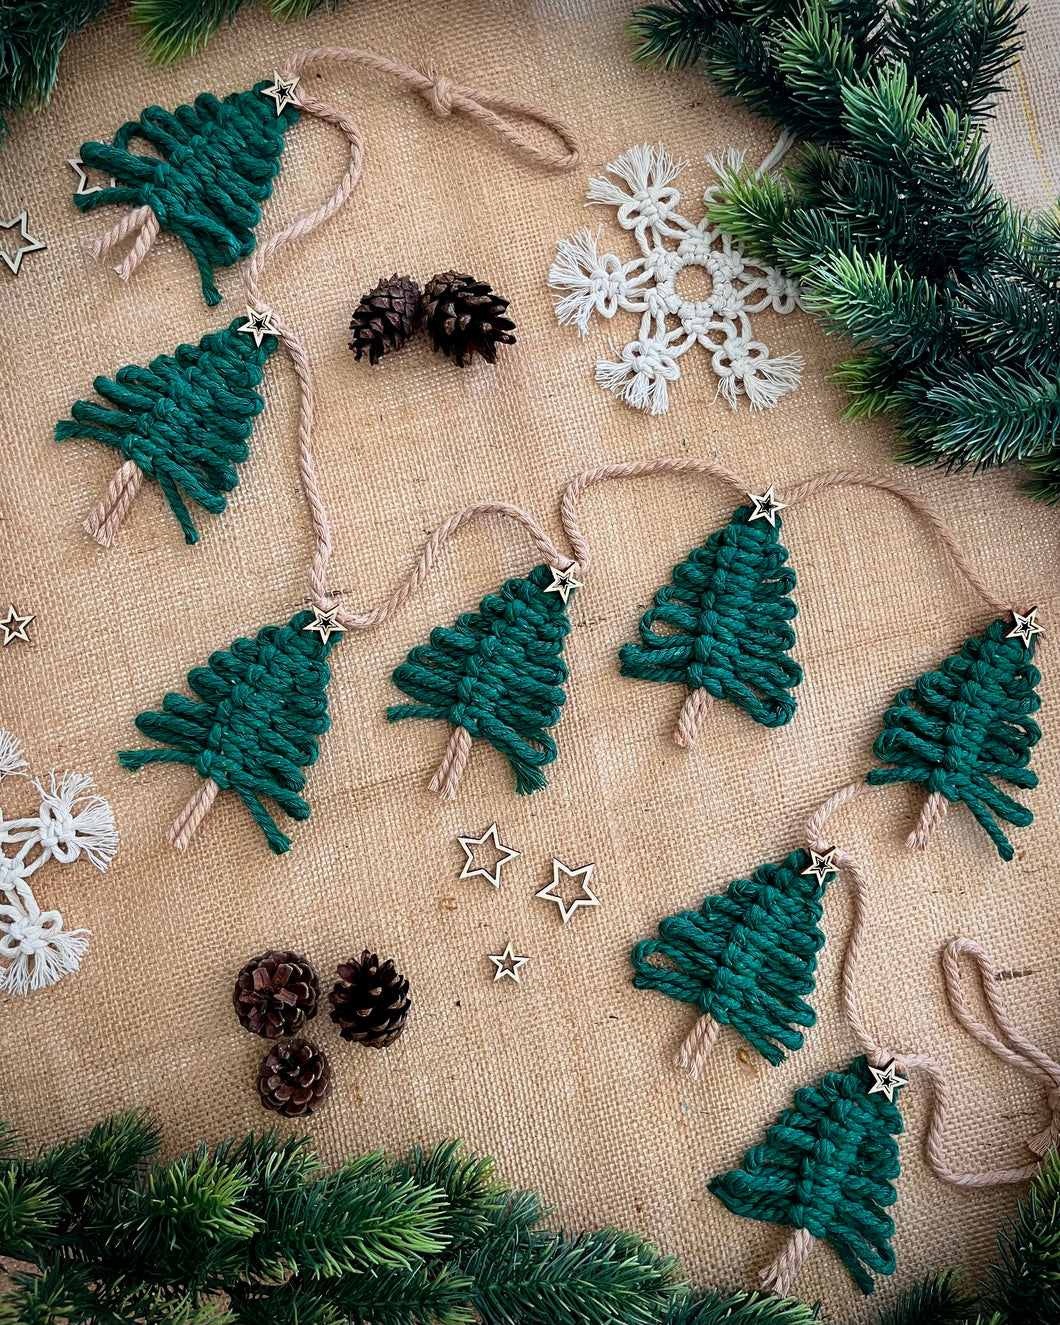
[807, 782, 1058, 1188]
[673, 1011, 719, 1079]
[84, 459, 143, 547]
[760, 1225, 816, 1298]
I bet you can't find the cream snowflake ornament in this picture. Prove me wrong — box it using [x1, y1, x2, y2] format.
[0, 730, 116, 995]
[549, 143, 804, 415]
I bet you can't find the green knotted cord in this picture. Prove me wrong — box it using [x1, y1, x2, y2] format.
[55, 318, 278, 544]
[867, 616, 1041, 860]
[387, 563, 572, 794]
[119, 611, 340, 854]
[620, 504, 801, 726]
[630, 849, 830, 1065]
[709, 1056, 903, 1295]
[75, 82, 299, 305]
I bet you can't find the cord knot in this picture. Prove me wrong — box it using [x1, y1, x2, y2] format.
[418, 66, 457, 117]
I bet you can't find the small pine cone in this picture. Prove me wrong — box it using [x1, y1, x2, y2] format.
[423, 270, 516, 367]
[233, 949, 319, 1039]
[257, 1038, 333, 1118]
[329, 950, 411, 1048]
[349, 274, 423, 364]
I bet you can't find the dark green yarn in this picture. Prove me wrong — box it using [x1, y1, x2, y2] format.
[709, 1056, 904, 1296]
[55, 317, 278, 545]
[619, 505, 801, 727]
[387, 564, 572, 795]
[867, 616, 1041, 860]
[119, 611, 340, 854]
[630, 849, 830, 1066]
[74, 81, 299, 305]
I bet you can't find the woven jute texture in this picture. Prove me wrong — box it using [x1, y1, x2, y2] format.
[1, 2, 1058, 1317]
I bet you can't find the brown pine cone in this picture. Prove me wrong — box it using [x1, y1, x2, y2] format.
[422, 270, 516, 367]
[233, 950, 319, 1039]
[329, 950, 411, 1048]
[349, 274, 423, 364]
[257, 1038, 333, 1118]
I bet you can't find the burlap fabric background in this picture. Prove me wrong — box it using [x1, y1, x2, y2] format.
[2, 2, 1059, 1317]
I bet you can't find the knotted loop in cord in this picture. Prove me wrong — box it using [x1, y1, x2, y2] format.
[281, 47, 580, 172]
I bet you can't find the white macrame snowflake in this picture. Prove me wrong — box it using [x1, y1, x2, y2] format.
[549, 143, 804, 415]
[0, 729, 116, 996]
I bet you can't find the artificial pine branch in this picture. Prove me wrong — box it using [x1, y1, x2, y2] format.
[0, 0, 110, 135]
[984, 1144, 1060, 1322]
[129, 0, 251, 64]
[875, 1270, 977, 1324]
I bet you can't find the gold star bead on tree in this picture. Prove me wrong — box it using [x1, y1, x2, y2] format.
[302, 605, 343, 644]
[866, 1058, 908, 1104]
[544, 566, 582, 604]
[0, 212, 46, 275]
[747, 484, 787, 527]
[801, 848, 837, 886]
[457, 823, 519, 889]
[535, 859, 599, 924]
[1007, 607, 1044, 648]
[237, 305, 281, 348]
[488, 942, 529, 983]
[0, 606, 34, 646]
[262, 72, 301, 115]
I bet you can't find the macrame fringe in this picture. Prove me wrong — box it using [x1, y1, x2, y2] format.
[0, 884, 91, 996]
[550, 228, 610, 334]
[34, 771, 119, 870]
[673, 1013, 719, 1080]
[84, 459, 144, 547]
[428, 726, 472, 801]
[674, 688, 712, 749]
[596, 349, 676, 415]
[0, 731, 27, 782]
[715, 351, 804, 411]
[587, 142, 687, 210]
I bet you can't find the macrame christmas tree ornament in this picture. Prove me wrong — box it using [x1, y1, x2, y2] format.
[709, 1056, 903, 1296]
[119, 611, 341, 854]
[0, 731, 116, 995]
[620, 503, 800, 747]
[349, 274, 423, 364]
[631, 849, 830, 1076]
[867, 615, 1042, 860]
[387, 564, 573, 799]
[233, 949, 320, 1038]
[56, 317, 279, 547]
[423, 270, 516, 365]
[257, 1037, 333, 1118]
[74, 82, 300, 305]
[329, 949, 411, 1047]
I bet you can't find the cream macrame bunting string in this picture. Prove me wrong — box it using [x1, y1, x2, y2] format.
[0, 730, 117, 995]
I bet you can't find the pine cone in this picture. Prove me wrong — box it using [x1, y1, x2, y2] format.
[423, 270, 516, 367]
[349, 274, 423, 364]
[257, 1038, 333, 1118]
[329, 950, 411, 1048]
[233, 949, 319, 1038]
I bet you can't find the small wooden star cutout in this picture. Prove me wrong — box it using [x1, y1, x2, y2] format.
[0, 606, 34, 646]
[801, 847, 837, 886]
[457, 823, 519, 889]
[68, 156, 115, 196]
[262, 72, 302, 115]
[544, 566, 582, 605]
[238, 305, 281, 348]
[1007, 607, 1043, 649]
[866, 1058, 908, 1104]
[488, 942, 529, 983]
[747, 484, 787, 527]
[302, 605, 343, 644]
[535, 859, 599, 923]
[0, 212, 46, 275]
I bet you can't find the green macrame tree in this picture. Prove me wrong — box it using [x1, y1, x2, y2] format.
[119, 610, 339, 854]
[867, 616, 1041, 861]
[387, 564, 573, 800]
[619, 505, 800, 748]
[629, 0, 1060, 504]
[55, 317, 278, 546]
[75, 81, 299, 305]
[709, 1056, 904, 1296]
[630, 849, 830, 1073]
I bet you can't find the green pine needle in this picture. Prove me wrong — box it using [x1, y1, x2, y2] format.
[875, 1270, 978, 1324]
[0, 0, 109, 133]
[129, 0, 251, 65]
[629, 0, 728, 68]
[664, 1288, 819, 1323]
[984, 1145, 1060, 1322]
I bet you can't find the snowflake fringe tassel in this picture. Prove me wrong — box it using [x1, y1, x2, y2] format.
[550, 144, 804, 416]
[0, 731, 116, 995]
